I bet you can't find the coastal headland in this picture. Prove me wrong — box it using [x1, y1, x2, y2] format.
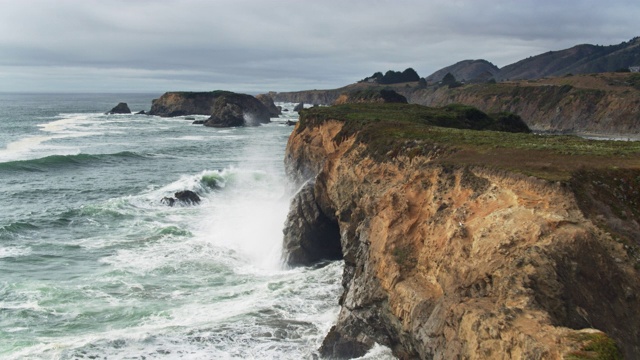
[283, 103, 640, 359]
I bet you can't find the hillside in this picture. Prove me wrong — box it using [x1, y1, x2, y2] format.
[497, 37, 640, 80]
[425, 59, 499, 82]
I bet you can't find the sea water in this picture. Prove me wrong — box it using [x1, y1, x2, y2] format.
[0, 93, 394, 359]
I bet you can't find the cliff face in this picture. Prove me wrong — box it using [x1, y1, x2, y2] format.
[148, 91, 224, 117]
[401, 77, 640, 136]
[284, 111, 640, 359]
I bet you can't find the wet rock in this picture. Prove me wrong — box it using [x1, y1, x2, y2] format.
[192, 120, 205, 125]
[135, 110, 146, 115]
[282, 181, 342, 266]
[174, 190, 201, 204]
[293, 102, 304, 112]
[204, 93, 271, 127]
[161, 190, 201, 206]
[255, 94, 281, 117]
[106, 102, 131, 114]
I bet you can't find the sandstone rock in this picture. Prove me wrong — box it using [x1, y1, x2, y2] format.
[204, 93, 271, 127]
[284, 110, 640, 359]
[106, 102, 131, 114]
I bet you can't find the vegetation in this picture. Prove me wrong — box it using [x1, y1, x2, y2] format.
[360, 68, 420, 84]
[297, 103, 640, 181]
[566, 332, 622, 360]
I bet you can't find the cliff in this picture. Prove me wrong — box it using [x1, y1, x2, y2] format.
[146, 90, 275, 126]
[403, 73, 640, 136]
[283, 104, 640, 359]
[148, 91, 226, 117]
[272, 73, 640, 136]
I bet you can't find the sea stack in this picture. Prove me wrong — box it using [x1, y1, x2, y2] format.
[106, 102, 131, 114]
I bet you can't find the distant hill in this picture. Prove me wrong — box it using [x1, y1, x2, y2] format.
[425, 59, 499, 82]
[497, 37, 640, 80]
[424, 37, 640, 82]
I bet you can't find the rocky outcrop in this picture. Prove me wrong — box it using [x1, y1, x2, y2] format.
[282, 180, 342, 266]
[203, 92, 271, 127]
[148, 91, 224, 117]
[161, 190, 201, 206]
[283, 106, 640, 359]
[106, 102, 131, 114]
[334, 89, 407, 105]
[402, 78, 640, 135]
[255, 93, 281, 117]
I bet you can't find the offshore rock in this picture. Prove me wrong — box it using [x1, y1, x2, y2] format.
[255, 93, 281, 117]
[106, 102, 131, 114]
[284, 107, 640, 359]
[293, 102, 304, 112]
[161, 190, 201, 206]
[282, 180, 342, 266]
[204, 92, 271, 127]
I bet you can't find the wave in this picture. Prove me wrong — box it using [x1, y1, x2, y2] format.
[0, 151, 149, 172]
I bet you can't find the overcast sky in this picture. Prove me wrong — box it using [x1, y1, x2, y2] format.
[0, 0, 638, 93]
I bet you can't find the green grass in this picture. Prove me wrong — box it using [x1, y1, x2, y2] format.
[566, 332, 622, 360]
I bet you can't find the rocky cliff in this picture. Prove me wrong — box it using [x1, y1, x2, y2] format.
[148, 91, 278, 121]
[402, 74, 640, 136]
[283, 104, 640, 359]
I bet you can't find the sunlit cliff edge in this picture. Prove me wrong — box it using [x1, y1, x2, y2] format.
[283, 104, 640, 359]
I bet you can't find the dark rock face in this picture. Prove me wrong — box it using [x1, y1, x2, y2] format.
[293, 102, 304, 112]
[106, 102, 131, 114]
[255, 94, 281, 117]
[161, 190, 201, 206]
[148, 91, 229, 117]
[282, 181, 342, 266]
[204, 93, 271, 127]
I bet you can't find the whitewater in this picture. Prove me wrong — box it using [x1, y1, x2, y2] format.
[0, 93, 394, 359]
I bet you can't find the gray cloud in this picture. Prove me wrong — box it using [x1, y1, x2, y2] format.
[0, 0, 637, 93]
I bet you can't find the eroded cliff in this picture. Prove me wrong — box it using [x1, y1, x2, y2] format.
[284, 104, 640, 359]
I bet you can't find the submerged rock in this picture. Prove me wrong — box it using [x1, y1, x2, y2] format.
[106, 102, 131, 114]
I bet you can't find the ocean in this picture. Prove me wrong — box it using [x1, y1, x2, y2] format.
[0, 93, 393, 359]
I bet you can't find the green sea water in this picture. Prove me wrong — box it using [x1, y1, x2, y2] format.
[0, 93, 395, 359]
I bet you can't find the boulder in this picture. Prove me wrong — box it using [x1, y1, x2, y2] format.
[106, 102, 131, 114]
[160, 190, 201, 206]
[293, 102, 304, 112]
[192, 120, 205, 125]
[255, 94, 281, 117]
[135, 110, 146, 115]
[174, 190, 201, 204]
[204, 93, 271, 127]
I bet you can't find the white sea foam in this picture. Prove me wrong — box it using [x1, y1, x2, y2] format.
[0, 245, 32, 258]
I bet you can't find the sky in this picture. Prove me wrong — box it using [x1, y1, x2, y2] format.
[0, 0, 638, 94]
